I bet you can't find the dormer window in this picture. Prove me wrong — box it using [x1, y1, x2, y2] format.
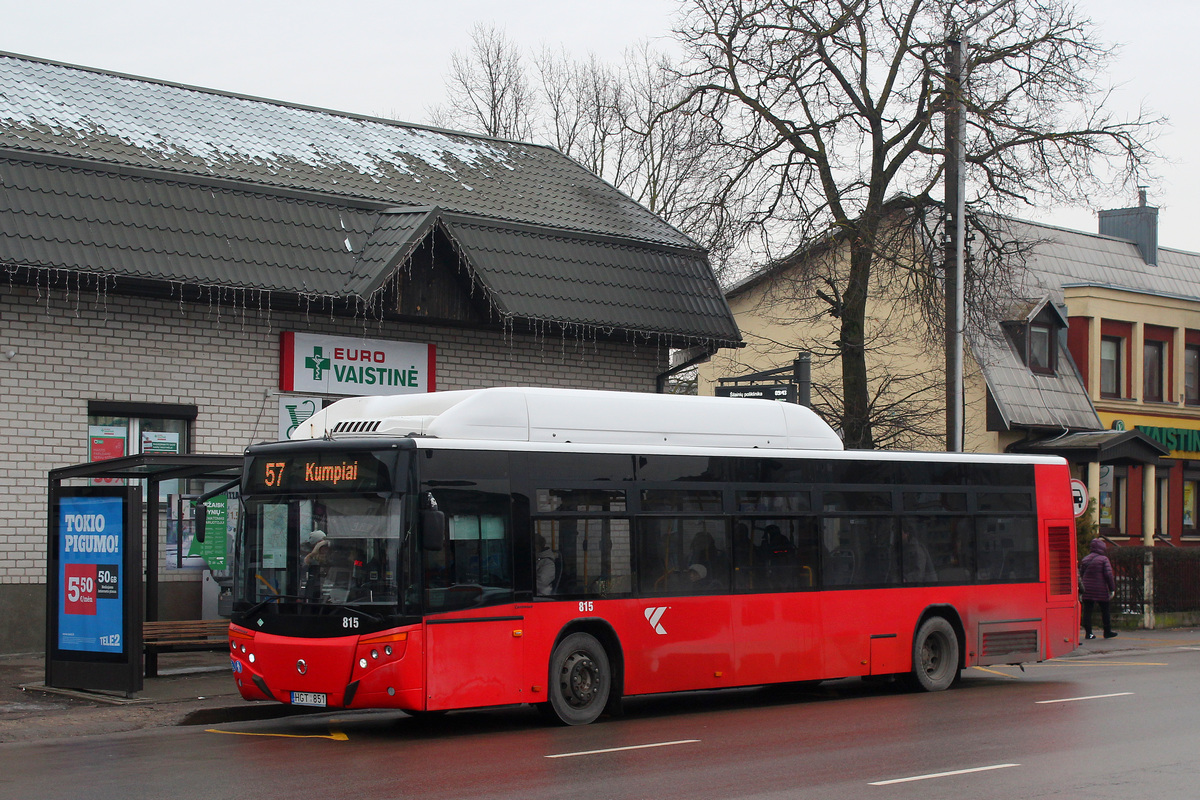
[1029, 322, 1055, 374]
[1005, 298, 1067, 377]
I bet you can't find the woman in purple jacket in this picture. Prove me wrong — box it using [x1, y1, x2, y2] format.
[1079, 538, 1118, 640]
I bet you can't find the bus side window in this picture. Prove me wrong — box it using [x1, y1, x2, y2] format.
[638, 519, 677, 594]
[821, 519, 855, 586]
[538, 517, 633, 597]
[732, 521, 756, 591]
[423, 490, 512, 610]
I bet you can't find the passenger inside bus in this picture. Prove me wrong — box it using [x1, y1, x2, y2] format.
[535, 534, 560, 595]
[689, 530, 728, 589]
[901, 527, 938, 583]
[300, 529, 330, 599]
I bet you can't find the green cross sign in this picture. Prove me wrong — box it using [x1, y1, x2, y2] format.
[305, 347, 330, 381]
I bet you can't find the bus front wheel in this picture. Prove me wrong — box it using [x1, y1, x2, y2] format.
[548, 632, 611, 725]
[910, 617, 959, 692]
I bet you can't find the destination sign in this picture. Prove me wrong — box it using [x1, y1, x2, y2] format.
[246, 451, 399, 494]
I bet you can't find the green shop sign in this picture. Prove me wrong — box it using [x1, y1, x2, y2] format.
[1135, 425, 1200, 454]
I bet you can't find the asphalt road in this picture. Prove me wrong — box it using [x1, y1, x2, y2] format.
[3, 640, 1197, 800]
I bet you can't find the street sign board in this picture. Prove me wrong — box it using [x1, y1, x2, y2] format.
[1070, 478, 1089, 518]
[715, 384, 797, 403]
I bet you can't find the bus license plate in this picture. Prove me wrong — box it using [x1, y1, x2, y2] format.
[291, 691, 327, 707]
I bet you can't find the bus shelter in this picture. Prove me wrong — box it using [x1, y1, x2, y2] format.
[47, 453, 241, 692]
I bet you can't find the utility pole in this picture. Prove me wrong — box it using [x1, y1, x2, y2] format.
[944, 37, 966, 453]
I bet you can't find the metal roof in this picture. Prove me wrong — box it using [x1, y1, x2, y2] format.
[0, 53, 694, 249]
[972, 325, 1102, 432]
[0, 53, 741, 347]
[975, 216, 1200, 433]
[1004, 217, 1200, 304]
[1008, 430, 1167, 466]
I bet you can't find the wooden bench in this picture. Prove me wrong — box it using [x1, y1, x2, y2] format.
[142, 619, 230, 677]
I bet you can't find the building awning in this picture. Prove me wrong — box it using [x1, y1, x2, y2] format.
[1007, 430, 1168, 466]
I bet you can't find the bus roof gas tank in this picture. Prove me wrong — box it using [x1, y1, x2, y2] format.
[290, 387, 843, 451]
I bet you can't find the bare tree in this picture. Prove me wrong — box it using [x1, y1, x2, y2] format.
[618, 43, 745, 278]
[675, 0, 1161, 448]
[428, 23, 534, 140]
[431, 30, 743, 282]
[534, 48, 631, 183]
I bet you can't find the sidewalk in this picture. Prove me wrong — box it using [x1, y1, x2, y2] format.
[3, 627, 1198, 743]
[0, 649, 304, 743]
[1058, 625, 1200, 657]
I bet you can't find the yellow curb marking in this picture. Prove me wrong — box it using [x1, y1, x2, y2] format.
[205, 728, 348, 741]
[970, 666, 1018, 679]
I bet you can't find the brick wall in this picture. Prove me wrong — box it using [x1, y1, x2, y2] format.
[0, 283, 666, 649]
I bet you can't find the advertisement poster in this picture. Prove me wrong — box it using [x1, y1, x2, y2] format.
[141, 430, 179, 454]
[57, 494, 125, 654]
[1185, 482, 1195, 529]
[88, 425, 126, 486]
[188, 494, 228, 570]
[1098, 465, 1114, 527]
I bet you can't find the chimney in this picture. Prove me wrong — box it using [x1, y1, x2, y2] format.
[1098, 189, 1158, 266]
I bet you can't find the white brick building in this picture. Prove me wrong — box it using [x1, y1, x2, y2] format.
[0, 53, 739, 653]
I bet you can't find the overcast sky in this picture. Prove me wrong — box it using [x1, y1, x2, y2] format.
[3, 0, 1196, 252]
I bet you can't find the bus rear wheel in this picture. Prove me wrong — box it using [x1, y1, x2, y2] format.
[548, 632, 611, 725]
[910, 617, 959, 692]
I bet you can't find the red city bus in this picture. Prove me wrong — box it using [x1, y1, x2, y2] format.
[225, 388, 1080, 724]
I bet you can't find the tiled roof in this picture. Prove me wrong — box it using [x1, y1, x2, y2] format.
[0, 53, 741, 347]
[440, 216, 737, 341]
[0, 158, 741, 344]
[0, 157, 381, 294]
[0, 53, 694, 249]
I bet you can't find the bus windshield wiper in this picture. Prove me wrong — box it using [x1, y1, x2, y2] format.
[243, 594, 307, 617]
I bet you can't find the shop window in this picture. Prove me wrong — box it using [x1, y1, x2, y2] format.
[1100, 337, 1123, 398]
[1143, 340, 1165, 402]
[87, 401, 195, 490]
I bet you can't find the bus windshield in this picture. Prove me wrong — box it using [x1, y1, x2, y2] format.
[235, 492, 408, 614]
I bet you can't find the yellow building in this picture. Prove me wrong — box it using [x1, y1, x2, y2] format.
[700, 199, 1196, 545]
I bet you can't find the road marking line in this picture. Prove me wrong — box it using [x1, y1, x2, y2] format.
[971, 666, 1018, 679]
[205, 728, 349, 741]
[1035, 692, 1133, 704]
[1180, 646, 1200, 651]
[1042, 661, 1167, 667]
[869, 763, 1019, 785]
[546, 739, 700, 759]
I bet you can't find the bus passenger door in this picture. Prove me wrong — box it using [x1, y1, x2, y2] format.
[424, 617, 524, 710]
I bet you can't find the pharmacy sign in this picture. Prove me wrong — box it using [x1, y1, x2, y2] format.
[280, 332, 436, 396]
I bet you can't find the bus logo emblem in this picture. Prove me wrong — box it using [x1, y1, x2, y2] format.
[645, 607, 668, 635]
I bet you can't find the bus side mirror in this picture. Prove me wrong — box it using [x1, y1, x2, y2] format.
[421, 509, 446, 551]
